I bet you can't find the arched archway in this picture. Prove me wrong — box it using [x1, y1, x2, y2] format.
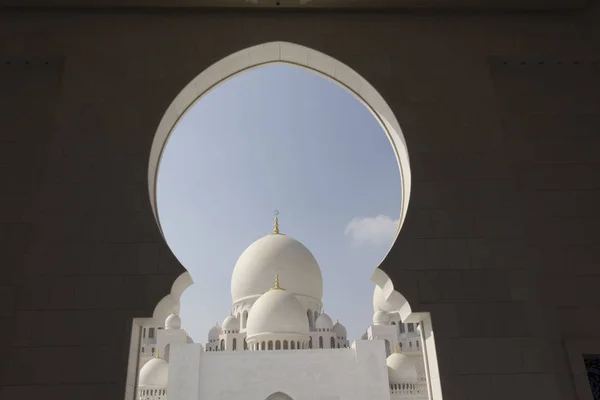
[242, 310, 249, 329]
[148, 41, 411, 250]
[163, 344, 171, 361]
[143, 41, 444, 400]
[384, 339, 391, 357]
[265, 392, 293, 400]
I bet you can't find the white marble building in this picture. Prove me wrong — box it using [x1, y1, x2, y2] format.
[137, 214, 428, 400]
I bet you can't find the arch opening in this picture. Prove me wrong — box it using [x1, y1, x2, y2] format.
[129, 41, 445, 400]
[148, 42, 411, 236]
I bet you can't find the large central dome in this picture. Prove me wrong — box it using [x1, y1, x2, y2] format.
[231, 223, 323, 303]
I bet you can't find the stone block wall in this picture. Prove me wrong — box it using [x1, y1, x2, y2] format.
[0, 5, 599, 399]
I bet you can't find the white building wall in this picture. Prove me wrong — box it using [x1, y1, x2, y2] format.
[157, 329, 188, 361]
[368, 325, 398, 357]
[169, 341, 392, 400]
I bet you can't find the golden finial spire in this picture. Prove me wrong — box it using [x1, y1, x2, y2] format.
[394, 344, 400, 354]
[273, 210, 280, 234]
[270, 273, 284, 291]
[155, 349, 160, 359]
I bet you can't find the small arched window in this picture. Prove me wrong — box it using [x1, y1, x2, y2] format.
[244, 338, 248, 350]
[330, 337, 335, 348]
[268, 340, 273, 350]
[242, 310, 248, 329]
[220, 339, 224, 351]
[291, 341, 295, 349]
[319, 336, 323, 349]
[232, 338, 237, 351]
[337, 343, 340, 348]
[309, 337, 313, 349]
[276, 340, 281, 350]
[416, 340, 419, 348]
[408, 323, 415, 332]
[283, 340, 288, 350]
[151, 347, 155, 355]
[261, 341, 266, 350]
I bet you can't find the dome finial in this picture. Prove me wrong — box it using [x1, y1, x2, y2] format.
[273, 209, 280, 234]
[394, 344, 400, 354]
[270, 273, 284, 291]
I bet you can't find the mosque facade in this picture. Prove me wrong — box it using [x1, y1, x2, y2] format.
[137, 215, 428, 400]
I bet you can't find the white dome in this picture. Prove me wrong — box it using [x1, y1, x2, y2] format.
[165, 313, 181, 330]
[387, 352, 419, 383]
[246, 286, 309, 338]
[231, 233, 323, 304]
[139, 358, 168, 388]
[222, 315, 239, 332]
[373, 309, 391, 325]
[373, 285, 397, 313]
[315, 313, 333, 331]
[208, 324, 221, 340]
[333, 321, 347, 338]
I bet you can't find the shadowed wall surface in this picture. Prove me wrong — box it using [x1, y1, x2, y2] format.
[0, 5, 599, 400]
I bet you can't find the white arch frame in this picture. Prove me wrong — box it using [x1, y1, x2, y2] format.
[148, 41, 411, 240]
[143, 41, 443, 399]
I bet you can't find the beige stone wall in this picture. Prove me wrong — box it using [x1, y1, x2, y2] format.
[0, 6, 599, 399]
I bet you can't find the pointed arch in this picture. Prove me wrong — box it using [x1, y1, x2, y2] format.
[148, 41, 411, 249]
[141, 40, 446, 398]
[242, 310, 249, 329]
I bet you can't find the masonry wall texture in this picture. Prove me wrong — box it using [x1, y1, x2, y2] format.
[0, 5, 599, 400]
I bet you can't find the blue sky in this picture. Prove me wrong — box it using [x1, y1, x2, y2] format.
[157, 64, 401, 342]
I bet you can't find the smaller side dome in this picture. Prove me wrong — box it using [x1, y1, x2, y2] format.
[139, 358, 169, 388]
[165, 313, 181, 330]
[208, 324, 222, 340]
[373, 309, 391, 325]
[246, 281, 309, 338]
[222, 315, 240, 332]
[333, 321, 347, 338]
[387, 352, 419, 383]
[315, 313, 333, 331]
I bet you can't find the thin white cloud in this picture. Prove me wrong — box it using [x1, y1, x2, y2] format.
[344, 215, 400, 246]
